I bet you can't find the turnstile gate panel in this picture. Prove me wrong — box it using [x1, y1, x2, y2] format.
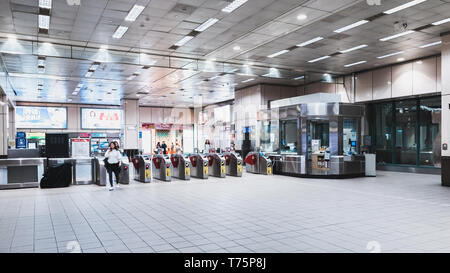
[93, 157, 108, 186]
[207, 153, 226, 178]
[189, 154, 208, 179]
[119, 157, 130, 185]
[170, 154, 191, 180]
[152, 154, 172, 182]
[223, 152, 243, 177]
[132, 155, 151, 183]
[244, 152, 273, 175]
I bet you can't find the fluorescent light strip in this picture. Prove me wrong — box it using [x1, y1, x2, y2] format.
[39, 0, 52, 9]
[174, 36, 194, 47]
[85, 71, 93, 78]
[241, 78, 254, 83]
[39, 15, 50, 29]
[432, 18, 450, 26]
[113, 26, 129, 39]
[344, 61, 367, 67]
[90, 64, 99, 71]
[380, 30, 415, 41]
[377, 51, 404, 59]
[340, 44, 368, 53]
[308, 55, 330, 63]
[195, 18, 219, 32]
[293, 76, 305, 80]
[419, 41, 442, 48]
[125, 5, 145, 22]
[383, 0, 427, 15]
[222, 0, 248, 13]
[334, 20, 369, 33]
[267, 50, 289, 58]
[297, 37, 323, 47]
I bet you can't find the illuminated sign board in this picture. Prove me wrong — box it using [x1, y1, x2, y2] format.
[81, 108, 122, 130]
[16, 106, 67, 129]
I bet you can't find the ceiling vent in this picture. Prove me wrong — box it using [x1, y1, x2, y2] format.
[171, 4, 196, 15]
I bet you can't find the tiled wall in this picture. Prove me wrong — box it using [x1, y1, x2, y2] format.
[355, 56, 441, 102]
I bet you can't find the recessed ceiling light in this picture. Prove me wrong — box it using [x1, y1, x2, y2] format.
[113, 26, 128, 39]
[297, 14, 307, 20]
[308, 55, 330, 63]
[340, 44, 368, 54]
[38, 15, 50, 29]
[377, 51, 404, 59]
[125, 5, 145, 22]
[380, 30, 415, 41]
[432, 18, 450, 25]
[334, 20, 369, 33]
[293, 76, 305, 80]
[297, 37, 323, 47]
[383, 0, 427, 15]
[241, 78, 254, 83]
[7, 34, 17, 40]
[85, 71, 93, 78]
[174, 36, 194, 47]
[267, 49, 289, 58]
[416, 60, 423, 64]
[419, 41, 442, 48]
[222, 0, 248, 13]
[344, 61, 367, 67]
[397, 57, 405, 62]
[233, 45, 241, 51]
[39, 0, 52, 9]
[195, 18, 219, 32]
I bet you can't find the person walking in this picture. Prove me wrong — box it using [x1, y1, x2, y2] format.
[161, 141, 167, 155]
[105, 142, 122, 191]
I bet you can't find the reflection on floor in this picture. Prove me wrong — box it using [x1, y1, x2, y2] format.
[0, 171, 449, 253]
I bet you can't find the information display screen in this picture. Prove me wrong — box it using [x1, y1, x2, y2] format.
[16, 106, 67, 129]
[81, 108, 122, 130]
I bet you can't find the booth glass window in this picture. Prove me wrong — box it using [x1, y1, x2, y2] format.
[419, 97, 441, 167]
[309, 120, 329, 153]
[343, 119, 357, 155]
[280, 120, 297, 154]
[370, 95, 441, 168]
[395, 100, 417, 165]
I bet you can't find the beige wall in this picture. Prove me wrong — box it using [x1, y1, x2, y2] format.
[139, 107, 193, 125]
[355, 56, 441, 102]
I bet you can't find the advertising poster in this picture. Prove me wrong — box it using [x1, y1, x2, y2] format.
[81, 108, 123, 130]
[16, 106, 67, 129]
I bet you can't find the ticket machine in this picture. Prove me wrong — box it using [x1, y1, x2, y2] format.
[152, 154, 172, 182]
[170, 154, 191, 181]
[189, 154, 209, 179]
[207, 153, 226, 178]
[223, 152, 243, 177]
[132, 155, 151, 183]
[244, 152, 273, 175]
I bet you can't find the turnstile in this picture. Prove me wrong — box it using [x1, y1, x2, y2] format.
[189, 154, 209, 179]
[132, 155, 151, 183]
[93, 157, 108, 186]
[207, 153, 226, 178]
[119, 157, 130, 184]
[152, 154, 172, 182]
[244, 152, 273, 175]
[223, 152, 243, 177]
[170, 154, 191, 180]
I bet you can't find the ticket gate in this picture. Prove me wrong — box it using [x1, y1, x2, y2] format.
[189, 154, 209, 179]
[170, 154, 191, 181]
[152, 154, 172, 182]
[132, 155, 151, 183]
[244, 152, 273, 175]
[207, 153, 226, 178]
[93, 157, 108, 186]
[119, 158, 130, 185]
[223, 152, 243, 177]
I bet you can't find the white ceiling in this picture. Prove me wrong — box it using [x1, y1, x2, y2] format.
[0, 0, 448, 106]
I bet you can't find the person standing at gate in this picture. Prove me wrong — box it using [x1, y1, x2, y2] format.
[105, 142, 122, 191]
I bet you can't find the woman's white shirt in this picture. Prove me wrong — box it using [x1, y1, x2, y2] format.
[105, 149, 122, 164]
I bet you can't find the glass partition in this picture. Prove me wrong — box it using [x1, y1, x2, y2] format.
[419, 97, 441, 167]
[280, 120, 297, 154]
[343, 118, 357, 155]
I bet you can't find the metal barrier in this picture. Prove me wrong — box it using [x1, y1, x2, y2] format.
[244, 152, 273, 175]
[189, 154, 209, 179]
[207, 153, 226, 178]
[223, 152, 243, 177]
[119, 158, 130, 185]
[152, 154, 172, 182]
[132, 155, 151, 183]
[170, 154, 191, 180]
[93, 157, 108, 186]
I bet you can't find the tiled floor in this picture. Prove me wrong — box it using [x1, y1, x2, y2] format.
[1, 171, 450, 253]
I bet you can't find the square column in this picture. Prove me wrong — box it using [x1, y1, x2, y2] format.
[441, 33, 450, 186]
[121, 99, 140, 151]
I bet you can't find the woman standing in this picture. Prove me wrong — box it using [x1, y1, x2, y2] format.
[105, 142, 122, 191]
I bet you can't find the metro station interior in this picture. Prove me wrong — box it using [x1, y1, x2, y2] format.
[1, 0, 450, 254]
